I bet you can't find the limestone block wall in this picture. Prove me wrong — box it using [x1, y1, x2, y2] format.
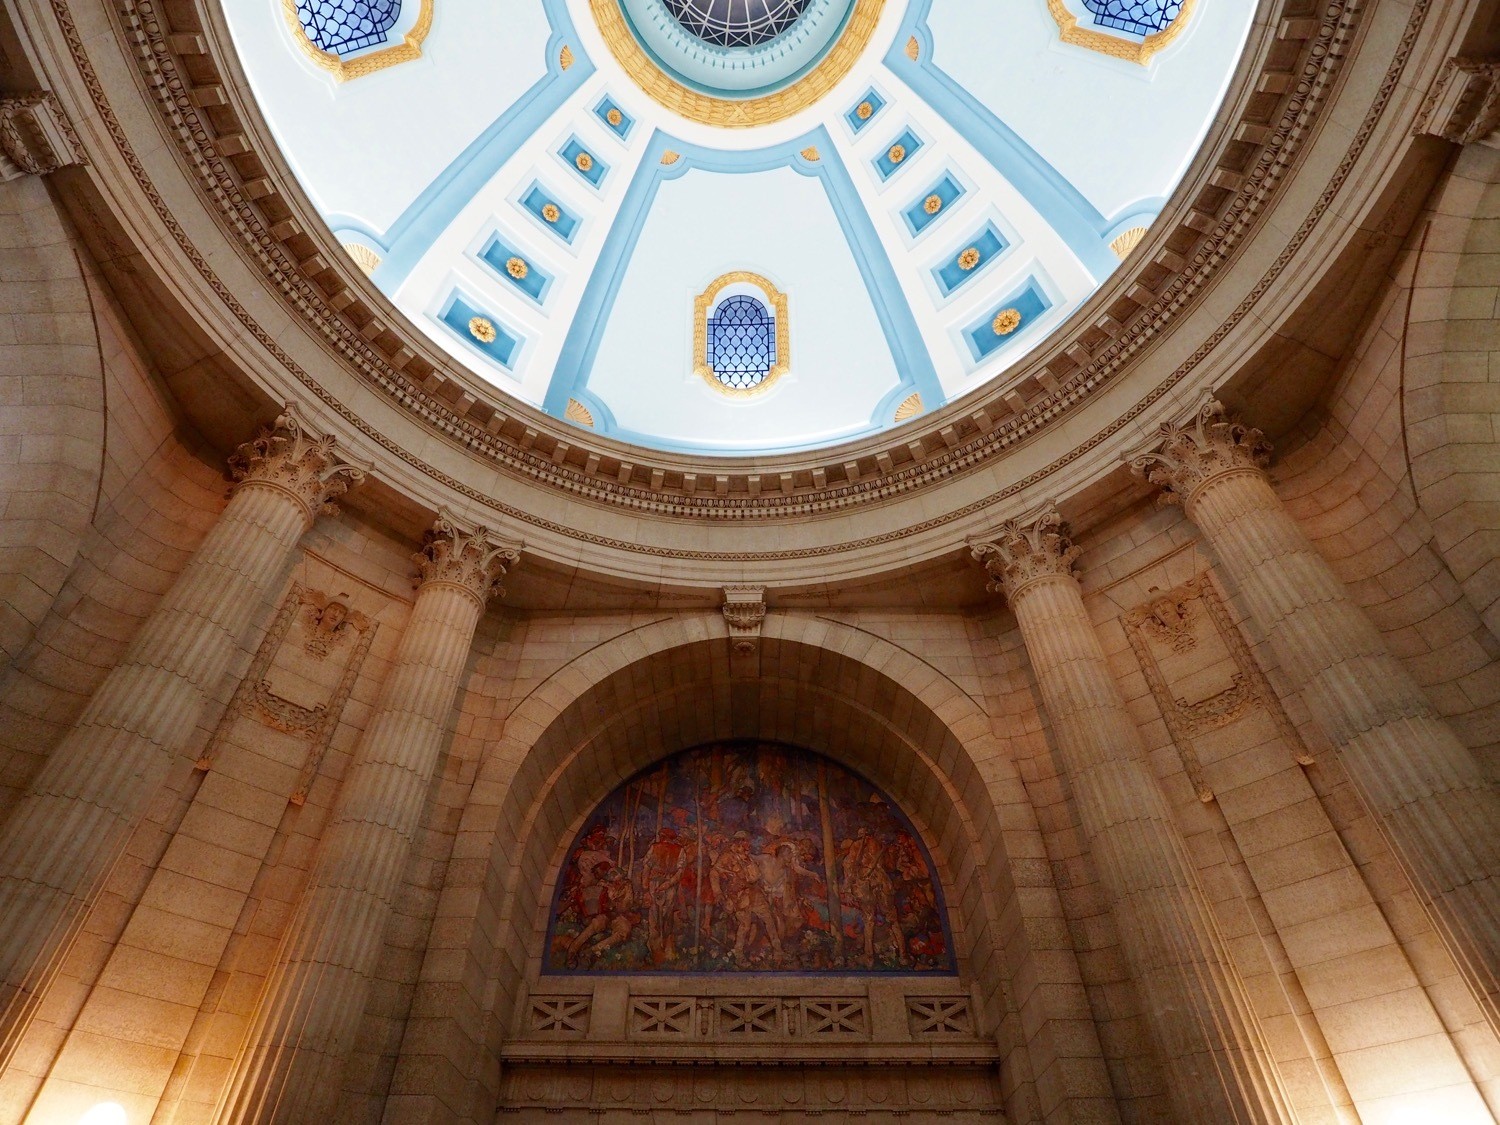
[0, 175, 103, 672]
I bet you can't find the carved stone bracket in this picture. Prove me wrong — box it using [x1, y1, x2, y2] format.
[969, 502, 1080, 603]
[722, 585, 766, 656]
[1414, 57, 1500, 146]
[0, 93, 86, 179]
[229, 402, 369, 523]
[414, 509, 522, 606]
[1128, 395, 1272, 507]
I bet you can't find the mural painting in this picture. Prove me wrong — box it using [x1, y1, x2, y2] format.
[543, 741, 956, 973]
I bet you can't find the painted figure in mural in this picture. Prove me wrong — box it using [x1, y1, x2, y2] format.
[711, 831, 783, 966]
[839, 826, 909, 967]
[543, 741, 956, 974]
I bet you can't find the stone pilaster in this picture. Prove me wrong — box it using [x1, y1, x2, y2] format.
[1132, 396, 1500, 1029]
[0, 404, 364, 1067]
[216, 511, 519, 1123]
[972, 505, 1291, 1125]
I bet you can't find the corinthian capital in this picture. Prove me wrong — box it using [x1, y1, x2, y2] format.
[229, 403, 369, 522]
[969, 503, 1081, 602]
[414, 510, 522, 606]
[1128, 396, 1271, 506]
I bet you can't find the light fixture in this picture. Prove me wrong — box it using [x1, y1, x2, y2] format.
[78, 1104, 128, 1125]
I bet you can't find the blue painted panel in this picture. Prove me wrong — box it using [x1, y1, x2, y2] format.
[521, 184, 580, 241]
[478, 235, 550, 302]
[884, 1, 1118, 278]
[369, 0, 593, 291]
[874, 129, 921, 180]
[903, 174, 962, 236]
[844, 89, 885, 132]
[965, 282, 1050, 360]
[594, 96, 634, 140]
[933, 224, 1006, 295]
[544, 129, 945, 433]
[440, 292, 519, 368]
[560, 137, 608, 187]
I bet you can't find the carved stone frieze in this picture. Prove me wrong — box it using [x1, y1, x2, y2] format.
[0, 92, 86, 179]
[55, 0, 1402, 534]
[621, 995, 875, 1042]
[969, 503, 1080, 602]
[1125, 572, 1313, 804]
[196, 583, 375, 804]
[414, 510, 522, 605]
[228, 403, 369, 523]
[1128, 396, 1272, 508]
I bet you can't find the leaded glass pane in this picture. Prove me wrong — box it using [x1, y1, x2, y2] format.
[1082, 0, 1181, 36]
[663, 0, 811, 49]
[706, 295, 775, 390]
[297, 0, 403, 56]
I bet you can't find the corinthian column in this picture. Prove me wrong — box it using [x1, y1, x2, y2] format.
[1132, 396, 1500, 1028]
[972, 507, 1290, 1125]
[0, 405, 364, 1065]
[218, 512, 519, 1123]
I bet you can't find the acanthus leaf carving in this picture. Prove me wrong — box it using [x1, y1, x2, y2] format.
[228, 402, 369, 523]
[1127, 395, 1272, 507]
[0, 92, 86, 178]
[969, 502, 1080, 601]
[415, 509, 522, 605]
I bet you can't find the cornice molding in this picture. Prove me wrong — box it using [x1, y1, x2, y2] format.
[31, 0, 1445, 561]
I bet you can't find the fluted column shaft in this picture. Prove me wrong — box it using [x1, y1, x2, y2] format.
[1136, 400, 1500, 1027]
[0, 406, 362, 1068]
[974, 510, 1289, 1125]
[219, 514, 519, 1124]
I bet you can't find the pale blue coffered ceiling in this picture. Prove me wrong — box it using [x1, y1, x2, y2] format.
[225, 0, 1253, 456]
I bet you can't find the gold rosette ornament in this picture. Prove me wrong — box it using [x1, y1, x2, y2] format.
[606, 108, 624, 126]
[992, 308, 1022, 335]
[506, 257, 529, 280]
[958, 247, 980, 271]
[576, 152, 594, 172]
[887, 144, 906, 164]
[541, 202, 561, 223]
[923, 194, 942, 215]
[468, 317, 498, 343]
[856, 101, 873, 120]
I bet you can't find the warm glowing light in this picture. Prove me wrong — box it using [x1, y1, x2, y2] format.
[78, 1104, 128, 1125]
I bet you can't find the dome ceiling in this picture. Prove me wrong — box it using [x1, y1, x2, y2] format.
[227, 0, 1252, 456]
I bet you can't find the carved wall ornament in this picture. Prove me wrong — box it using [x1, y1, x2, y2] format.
[1125, 572, 1313, 804]
[414, 509, 522, 605]
[907, 996, 973, 1035]
[228, 403, 368, 522]
[969, 502, 1080, 601]
[528, 996, 591, 1035]
[619, 996, 876, 1041]
[722, 584, 766, 655]
[0, 92, 86, 179]
[196, 584, 374, 805]
[1128, 395, 1272, 507]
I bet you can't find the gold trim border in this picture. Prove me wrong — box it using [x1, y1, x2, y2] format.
[282, 0, 434, 82]
[1045, 0, 1196, 66]
[591, 0, 885, 127]
[693, 272, 789, 397]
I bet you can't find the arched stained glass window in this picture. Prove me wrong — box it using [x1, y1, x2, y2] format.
[706, 295, 776, 390]
[1082, 0, 1182, 36]
[296, 0, 403, 56]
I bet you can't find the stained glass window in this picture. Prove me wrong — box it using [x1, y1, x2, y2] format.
[296, 0, 402, 56]
[1082, 0, 1181, 36]
[706, 295, 775, 390]
[663, 0, 810, 49]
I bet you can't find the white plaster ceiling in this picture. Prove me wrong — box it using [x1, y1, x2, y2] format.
[224, 0, 1254, 455]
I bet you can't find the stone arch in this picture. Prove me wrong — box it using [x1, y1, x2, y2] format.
[1406, 142, 1500, 641]
[398, 613, 1106, 1123]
